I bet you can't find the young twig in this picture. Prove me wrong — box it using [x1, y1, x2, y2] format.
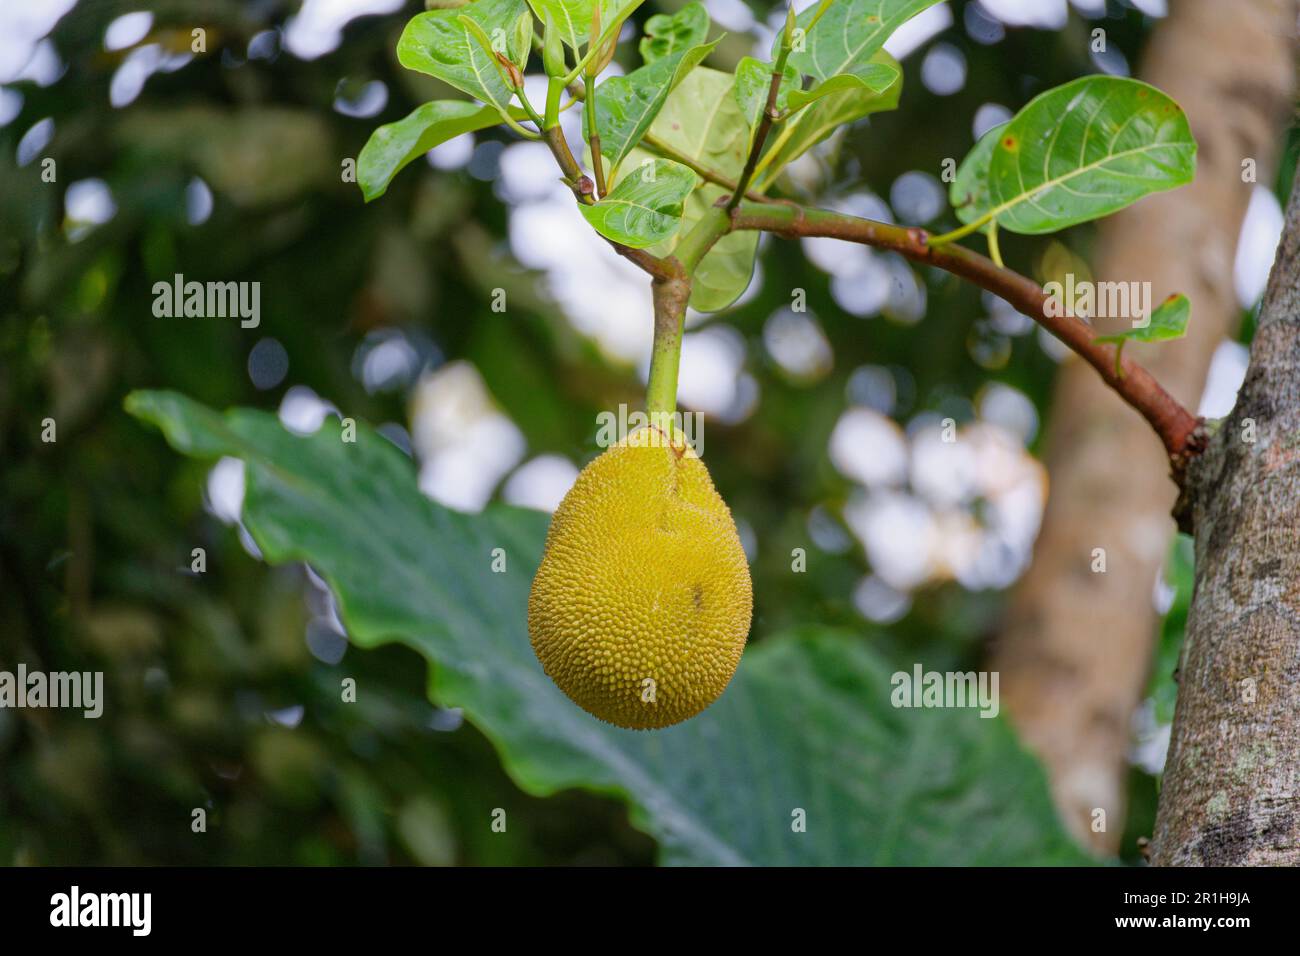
[727, 6, 797, 213]
[584, 75, 607, 198]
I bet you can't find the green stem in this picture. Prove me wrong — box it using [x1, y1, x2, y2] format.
[542, 125, 595, 203]
[986, 220, 1003, 268]
[584, 74, 607, 197]
[644, 207, 732, 416]
[499, 109, 542, 140]
[515, 88, 545, 128]
[929, 209, 996, 246]
[544, 76, 565, 130]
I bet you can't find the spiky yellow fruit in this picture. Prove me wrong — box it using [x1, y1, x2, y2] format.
[528, 426, 752, 730]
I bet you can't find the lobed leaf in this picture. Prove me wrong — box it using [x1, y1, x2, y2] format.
[577, 157, 698, 247]
[126, 390, 1093, 866]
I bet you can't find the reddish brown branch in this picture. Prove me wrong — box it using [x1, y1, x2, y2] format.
[731, 202, 1203, 468]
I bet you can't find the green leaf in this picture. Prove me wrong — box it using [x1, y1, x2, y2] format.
[127, 390, 1093, 866]
[397, 0, 531, 113]
[783, 0, 941, 85]
[955, 76, 1197, 235]
[785, 58, 899, 111]
[528, 0, 633, 53]
[358, 100, 503, 202]
[1094, 293, 1190, 344]
[526, 0, 593, 52]
[733, 56, 799, 130]
[585, 38, 719, 177]
[640, 1, 709, 64]
[949, 121, 1005, 227]
[578, 158, 698, 247]
[641, 66, 758, 311]
[753, 52, 902, 191]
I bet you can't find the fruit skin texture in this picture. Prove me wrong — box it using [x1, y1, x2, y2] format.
[528, 426, 752, 730]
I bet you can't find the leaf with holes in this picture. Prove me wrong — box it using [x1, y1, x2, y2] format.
[398, 0, 531, 113]
[955, 76, 1197, 235]
[578, 158, 697, 248]
[126, 389, 1093, 866]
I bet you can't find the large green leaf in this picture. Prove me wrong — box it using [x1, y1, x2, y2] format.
[584, 37, 719, 178]
[643, 66, 758, 311]
[784, 0, 941, 86]
[639, 1, 709, 63]
[397, 0, 531, 113]
[950, 121, 1005, 226]
[358, 100, 504, 202]
[577, 158, 698, 247]
[953, 76, 1197, 235]
[753, 52, 902, 192]
[126, 390, 1091, 866]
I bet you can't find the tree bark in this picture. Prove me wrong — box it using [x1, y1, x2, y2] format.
[1152, 162, 1300, 866]
[990, 0, 1296, 853]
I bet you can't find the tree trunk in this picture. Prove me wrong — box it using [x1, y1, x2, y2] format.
[1152, 164, 1300, 866]
[991, 0, 1296, 853]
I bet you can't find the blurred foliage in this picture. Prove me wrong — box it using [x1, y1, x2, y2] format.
[123, 390, 1090, 864]
[0, 0, 1253, 864]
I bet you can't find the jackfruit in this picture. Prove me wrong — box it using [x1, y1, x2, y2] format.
[528, 425, 752, 730]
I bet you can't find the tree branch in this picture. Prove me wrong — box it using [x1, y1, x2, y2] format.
[730, 201, 1204, 467]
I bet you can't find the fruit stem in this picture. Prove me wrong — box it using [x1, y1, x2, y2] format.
[646, 277, 688, 418]
[644, 208, 732, 418]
